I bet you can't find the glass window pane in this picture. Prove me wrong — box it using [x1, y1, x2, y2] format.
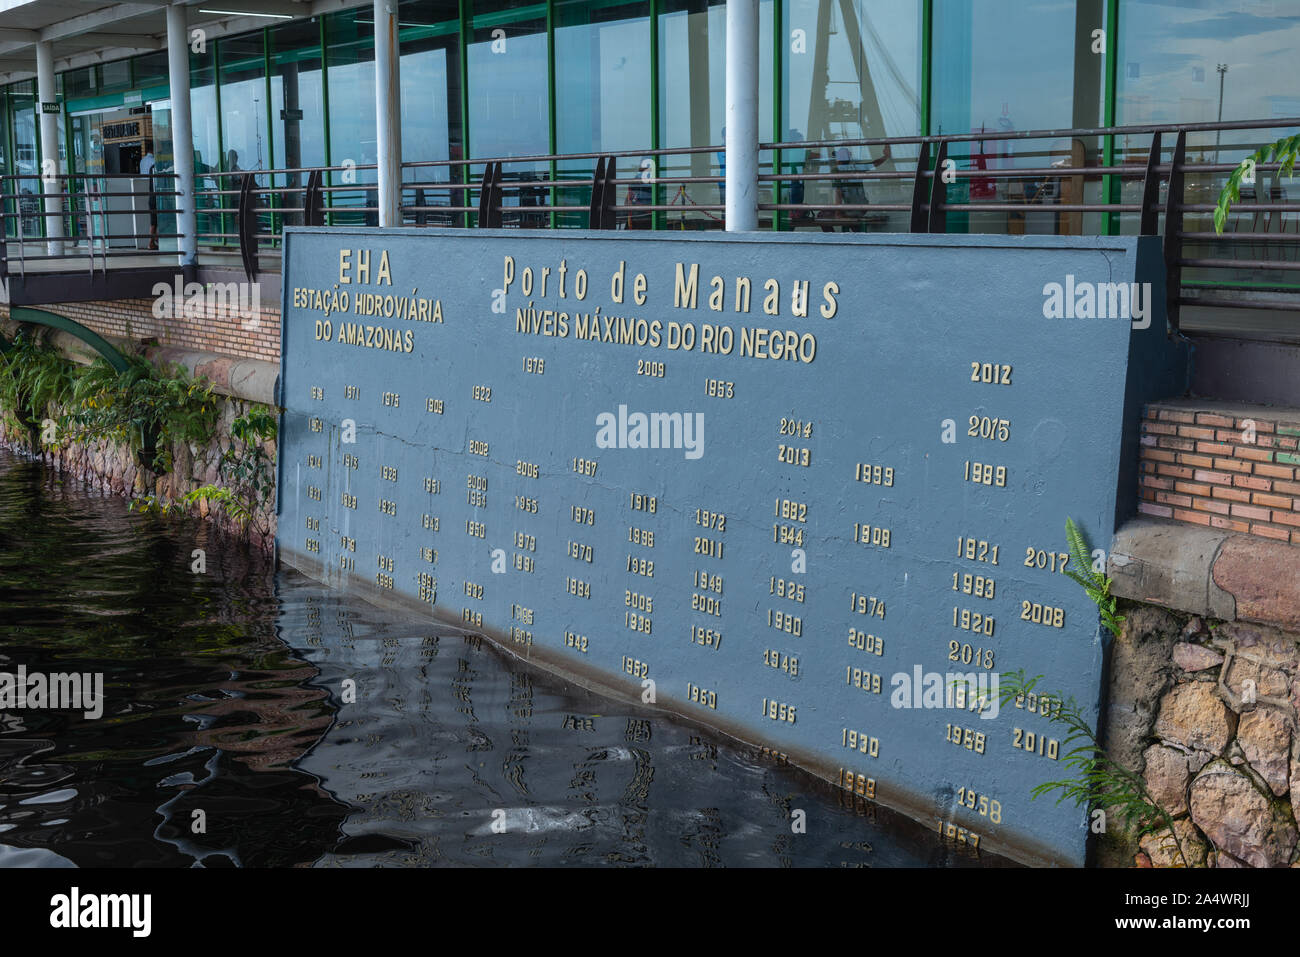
[781, 0, 921, 231]
[270, 18, 327, 227]
[399, 0, 464, 225]
[555, 0, 651, 226]
[190, 47, 223, 243]
[933, 0, 1107, 235]
[1117, 0, 1300, 287]
[326, 9, 378, 225]
[101, 59, 131, 92]
[467, 10, 549, 225]
[219, 33, 269, 175]
[656, 0, 773, 228]
[134, 52, 170, 88]
[11, 83, 39, 238]
[64, 67, 99, 99]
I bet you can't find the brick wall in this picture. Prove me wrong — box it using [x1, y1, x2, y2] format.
[1140, 399, 1300, 545]
[0, 297, 281, 364]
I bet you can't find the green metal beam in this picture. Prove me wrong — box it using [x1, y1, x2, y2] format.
[772, 0, 782, 231]
[547, 0, 557, 229]
[649, 0, 660, 229]
[8, 307, 132, 373]
[1102, 0, 1119, 236]
[921, 0, 932, 137]
[460, 0, 472, 228]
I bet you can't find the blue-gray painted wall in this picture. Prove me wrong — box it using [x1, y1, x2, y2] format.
[277, 227, 1187, 866]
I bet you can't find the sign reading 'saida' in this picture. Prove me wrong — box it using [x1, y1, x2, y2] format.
[277, 227, 1185, 866]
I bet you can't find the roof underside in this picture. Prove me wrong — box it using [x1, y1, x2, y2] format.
[0, 0, 364, 84]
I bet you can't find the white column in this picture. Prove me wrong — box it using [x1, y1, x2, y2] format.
[374, 0, 402, 227]
[35, 40, 63, 255]
[166, 1, 198, 264]
[724, 0, 759, 231]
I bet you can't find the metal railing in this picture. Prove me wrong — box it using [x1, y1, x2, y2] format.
[0, 170, 183, 278]
[4, 118, 1299, 333]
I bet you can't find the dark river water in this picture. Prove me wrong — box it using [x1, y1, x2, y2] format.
[0, 449, 1010, 867]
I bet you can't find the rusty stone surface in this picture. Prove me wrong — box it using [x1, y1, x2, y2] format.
[1189, 761, 1297, 868]
[1237, 709, 1292, 797]
[1154, 681, 1234, 754]
[1139, 818, 1207, 868]
[1173, 641, 1224, 672]
[1212, 537, 1300, 632]
[1143, 744, 1190, 816]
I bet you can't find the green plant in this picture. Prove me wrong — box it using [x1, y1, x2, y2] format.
[1064, 516, 1125, 639]
[972, 521, 1184, 865]
[182, 485, 255, 529]
[126, 407, 275, 536]
[127, 494, 184, 517]
[0, 332, 76, 434]
[65, 355, 218, 472]
[995, 670, 1189, 867]
[1213, 133, 1300, 234]
[209, 405, 277, 536]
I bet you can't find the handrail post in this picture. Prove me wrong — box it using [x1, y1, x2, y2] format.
[303, 169, 325, 227]
[909, 141, 932, 233]
[601, 157, 618, 230]
[237, 172, 259, 280]
[1162, 129, 1187, 335]
[1138, 132, 1162, 236]
[588, 157, 607, 229]
[927, 139, 948, 233]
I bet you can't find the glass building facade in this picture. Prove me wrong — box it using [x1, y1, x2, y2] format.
[3, 0, 1299, 238]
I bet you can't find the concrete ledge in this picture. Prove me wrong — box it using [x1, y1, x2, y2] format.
[1110, 516, 1300, 630]
[142, 346, 278, 407]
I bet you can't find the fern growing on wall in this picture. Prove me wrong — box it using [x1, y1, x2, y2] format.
[1064, 516, 1125, 639]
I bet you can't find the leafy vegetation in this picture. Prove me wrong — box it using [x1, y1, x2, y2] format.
[1065, 516, 1125, 639]
[128, 405, 277, 536]
[972, 519, 1184, 865]
[995, 671, 1189, 867]
[65, 355, 218, 473]
[0, 332, 76, 433]
[0, 334, 219, 474]
[1213, 133, 1300, 234]
[1, 337, 281, 532]
[194, 405, 277, 536]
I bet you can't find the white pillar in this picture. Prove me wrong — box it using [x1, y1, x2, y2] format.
[166, 1, 198, 264]
[35, 40, 63, 255]
[724, 0, 759, 231]
[374, 0, 402, 227]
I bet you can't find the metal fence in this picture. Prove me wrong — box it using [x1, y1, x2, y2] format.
[4, 117, 1299, 333]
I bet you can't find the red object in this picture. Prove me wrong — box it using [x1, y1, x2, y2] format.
[969, 126, 996, 199]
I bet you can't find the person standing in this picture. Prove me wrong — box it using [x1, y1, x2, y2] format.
[139, 139, 158, 249]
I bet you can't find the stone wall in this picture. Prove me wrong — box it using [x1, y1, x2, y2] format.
[0, 329, 278, 551]
[3, 395, 277, 553]
[1106, 527, 1300, 867]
